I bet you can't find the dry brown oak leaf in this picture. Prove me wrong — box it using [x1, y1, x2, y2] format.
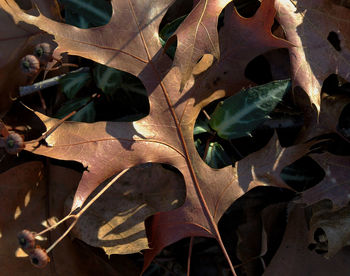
[67, 163, 186, 256]
[295, 93, 350, 143]
[264, 204, 350, 276]
[299, 152, 350, 211]
[275, 0, 350, 114]
[308, 202, 350, 258]
[165, 0, 231, 90]
[0, 0, 61, 116]
[1, 0, 293, 268]
[0, 162, 131, 276]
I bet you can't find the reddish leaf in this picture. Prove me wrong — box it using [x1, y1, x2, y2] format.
[68, 164, 186, 255]
[165, 0, 231, 90]
[1, 0, 292, 269]
[236, 133, 315, 192]
[275, 0, 350, 113]
[298, 93, 350, 142]
[0, 0, 61, 115]
[0, 162, 130, 275]
[308, 202, 350, 258]
[264, 204, 350, 276]
[299, 152, 350, 210]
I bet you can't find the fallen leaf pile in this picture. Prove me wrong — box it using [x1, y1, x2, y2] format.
[1, 0, 350, 275]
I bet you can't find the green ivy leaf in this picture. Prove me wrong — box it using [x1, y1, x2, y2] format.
[194, 139, 231, 169]
[93, 64, 123, 95]
[195, 138, 205, 157]
[159, 15, 187, 45]
[93, 63, 147, 98]
[59, 70, 91, 99]
[205, 142, 231, 169]
[209, 80, 291, 140]
[60, 0, 112, 28]
[193, 118, 211, 135]
[55, 97, 96, 123]
[159, 15, 186, 59]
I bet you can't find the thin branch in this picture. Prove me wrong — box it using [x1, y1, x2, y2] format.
[24, 93, 99, 146]
[19, 67, 90, 97]
[40, 168, 130, 253]
[202, 109, 211, 120]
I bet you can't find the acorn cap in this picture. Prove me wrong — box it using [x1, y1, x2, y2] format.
[34, 43, 53, 65]
[30, 247, 50, 268]
[17, 229, 35, 252]
[5, 132, 24, 155]
[20, 55, 40, 77]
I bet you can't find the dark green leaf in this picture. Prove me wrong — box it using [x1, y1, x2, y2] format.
[93, 64, 123, 95]
[159, 15, 186, 59]
[193, 118, 211, 135]
[60, 0, 112, 28]
[205, 142, 231, 169]
[55, 97, 96, 123]
[159, 15, 187, 45]
[209, 80, 291, 140]
[59, 70, 91, 99]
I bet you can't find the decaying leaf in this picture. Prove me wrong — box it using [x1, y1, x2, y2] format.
[308, 202, 350, 258]
[236, 133, 315, 192]
[299, 152, 350, 210]
[7, 0, 350, 273]
[0, 0, 294, 269]
[165, 0, 231, 90]
[298, 93, 350, 142]
[0, 162, 133, 275]
[0, 0, 61, 115]
[264, 204, 350, 276]
[68, 163, 186, 255]
[275, 0, 350, 113]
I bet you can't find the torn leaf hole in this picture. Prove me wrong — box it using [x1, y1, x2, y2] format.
[337, 103, 350, 140]
[327, 31, 341, 51]
[314, 228, 328, 244]
[280, 156, 325, 192]
[245, 55, 273, 84]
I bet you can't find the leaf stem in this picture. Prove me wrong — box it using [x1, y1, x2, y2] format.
[24, 93, 99, 146]
[153, 67, 237, 276]
[187, 237, 194, 276]
[36, 168, 130, 253]
[35, 214, 75, 237]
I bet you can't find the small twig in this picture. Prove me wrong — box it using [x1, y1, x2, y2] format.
[24, 93, 99, 146]
[19, 67, 90, 97]
[203, 136, 214, 161]
[37, 90, 47, 112]
[202, 109, 211, 120]
[46, 220, 77, 253]
[47, 63, 79, 71]
[37, 168, 130, 254]
[35, 214, 74, 237]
